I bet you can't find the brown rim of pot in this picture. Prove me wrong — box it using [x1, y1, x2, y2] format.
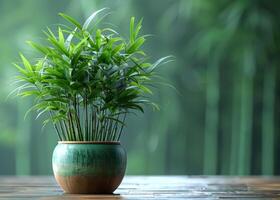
[58, 141, 120, 144]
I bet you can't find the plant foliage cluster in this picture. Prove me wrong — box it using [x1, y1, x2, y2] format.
[14, 9, 171, 141]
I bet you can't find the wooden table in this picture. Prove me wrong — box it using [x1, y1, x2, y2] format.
[0, 176, 280, 199]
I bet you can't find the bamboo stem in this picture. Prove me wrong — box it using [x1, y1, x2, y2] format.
[262, 66, 276, 175]
[229, 71, 240, 175]
[237, 52, 254, 175]
[203, 56, 219, 175]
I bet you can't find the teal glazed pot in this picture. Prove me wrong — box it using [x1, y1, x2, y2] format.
[52, 141, 127, 194]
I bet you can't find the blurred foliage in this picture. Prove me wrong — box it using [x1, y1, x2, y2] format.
[0, 0, 279, 175]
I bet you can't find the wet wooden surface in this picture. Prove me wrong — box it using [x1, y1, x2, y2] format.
[0, 176, 280, 199]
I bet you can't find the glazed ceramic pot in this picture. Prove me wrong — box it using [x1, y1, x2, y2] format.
[52, 141, 127, 194]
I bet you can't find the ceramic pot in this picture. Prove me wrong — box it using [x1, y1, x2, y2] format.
[52, 141, 126, 194]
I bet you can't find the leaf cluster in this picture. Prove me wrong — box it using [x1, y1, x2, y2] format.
[14, 9, 172, 141]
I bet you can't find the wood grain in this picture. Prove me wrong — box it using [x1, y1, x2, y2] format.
[0, 176, 280, 199]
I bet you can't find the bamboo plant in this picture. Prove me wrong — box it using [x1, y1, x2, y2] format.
[14, 9, 171, 141]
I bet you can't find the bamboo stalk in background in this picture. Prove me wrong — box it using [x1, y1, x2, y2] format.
[230, 68, 241, 175]
[16, 99, 31, 175]
[37, 127, 55, 174]
[155, 102, 170, 174]
[203, 56, 219, 175]
[262, 66, 276, 175]
[237, 50, 254, 175]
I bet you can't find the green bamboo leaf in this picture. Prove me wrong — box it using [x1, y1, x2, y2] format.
[131, 82, 153, 94]
[20, 54, 33, 72]
[42, 118, 51, 129]
[59, 13, 82, 30]
[112, 44, 124, 55]
[150, 55, 174, 71]
[130, 17, 135, 43]
[65, 28, 77, 49]
[126, 37, 145, 54]
[14, 63, 28, 76]
[95, 29, 102, 49]
[45, 28, 56, 39]
[82, 8, 109, 30]
[35, 107, 49, 120]
[72, 36, 88, 54]
[127, 103, 144, 113]
[47, 36, 69, 56]
[58, 27, 65, 46]
[102, 28, 119, 35]
[20, 90, 40, 97]
[27, 41, 50, 55]
[150, 102, 160, 111]
[134, 18, 143, 40]
[24, 104, 38, 120]
[43, 97, 68, 103]
[8, 83, 32, 98]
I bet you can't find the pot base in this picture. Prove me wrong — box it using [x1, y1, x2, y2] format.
[55, 174, 123, 194]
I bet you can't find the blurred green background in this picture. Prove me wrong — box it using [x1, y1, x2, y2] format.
[0, 0, 280, 175]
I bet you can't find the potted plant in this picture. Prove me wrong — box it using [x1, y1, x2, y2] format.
[14, 8, 171, 194]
